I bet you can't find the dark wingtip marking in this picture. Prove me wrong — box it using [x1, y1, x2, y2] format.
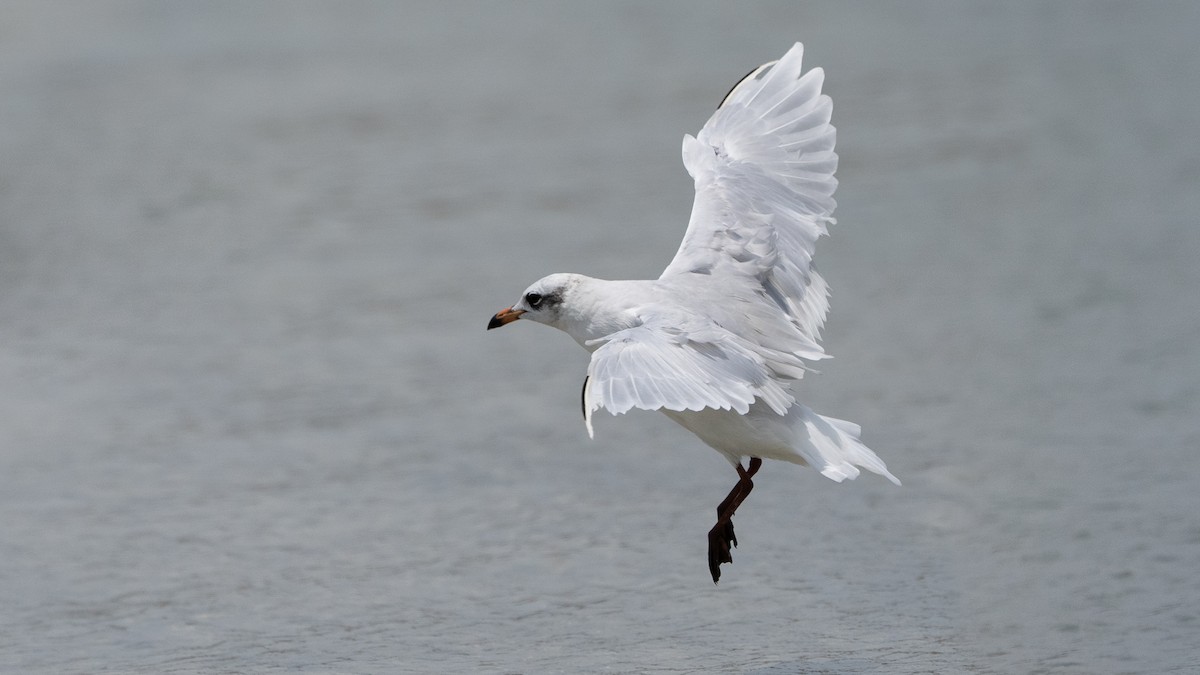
[717, 61, 776, 109]
[580, 376, 589, 420]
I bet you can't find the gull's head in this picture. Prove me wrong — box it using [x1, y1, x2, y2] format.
[487, 273, 580, 331]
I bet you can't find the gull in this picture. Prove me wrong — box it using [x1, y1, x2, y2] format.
[488, 43, 899, 583]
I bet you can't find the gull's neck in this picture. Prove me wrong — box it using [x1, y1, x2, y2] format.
[555, 275, 650, 351]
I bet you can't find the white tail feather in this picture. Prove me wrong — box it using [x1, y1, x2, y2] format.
[791, 405, 901, 486]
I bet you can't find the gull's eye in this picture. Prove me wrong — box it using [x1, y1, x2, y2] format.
[525, 292, 543, 308]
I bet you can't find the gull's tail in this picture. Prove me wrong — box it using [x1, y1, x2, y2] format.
[786, 405, 900, 486]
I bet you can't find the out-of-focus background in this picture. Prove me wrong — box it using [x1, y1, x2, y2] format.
[2, 2, 1198, 673]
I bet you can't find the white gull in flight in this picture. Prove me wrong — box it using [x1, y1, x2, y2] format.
[488, 43, 899, 583]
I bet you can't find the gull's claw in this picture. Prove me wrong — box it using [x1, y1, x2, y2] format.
[707, 517, 737, 583]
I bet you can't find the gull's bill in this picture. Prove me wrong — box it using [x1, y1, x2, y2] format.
[487, 307, 524, 330]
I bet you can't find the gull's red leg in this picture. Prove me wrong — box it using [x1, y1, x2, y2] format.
[707, 457, 763, 583]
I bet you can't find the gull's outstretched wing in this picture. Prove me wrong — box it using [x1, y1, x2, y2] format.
[581, 317, 795, 437]
[660, 43, 837, 364]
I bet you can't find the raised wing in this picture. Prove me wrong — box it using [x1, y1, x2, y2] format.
[581, 319, 794, 438]
[660, 43, 838, 360]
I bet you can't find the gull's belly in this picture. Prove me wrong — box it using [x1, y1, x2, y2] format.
[662, 403, 804, 466]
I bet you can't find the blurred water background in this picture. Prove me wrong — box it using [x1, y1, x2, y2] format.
[2, 2, 1198, 673]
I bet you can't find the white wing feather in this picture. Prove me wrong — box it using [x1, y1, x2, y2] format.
[582, 318, 794, 438]
[582, 43, 841, 426]
[661, 42, 837, 360]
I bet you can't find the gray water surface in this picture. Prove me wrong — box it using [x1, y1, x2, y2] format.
[2, 2, 1199, 673]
